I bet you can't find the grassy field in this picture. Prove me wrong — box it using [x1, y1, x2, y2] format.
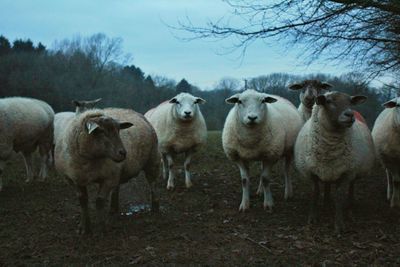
[1, 131, 400, 265]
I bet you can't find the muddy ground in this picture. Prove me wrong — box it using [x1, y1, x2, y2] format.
[1, 131, 400, 266]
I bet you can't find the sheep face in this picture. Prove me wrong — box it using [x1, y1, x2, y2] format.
[78, 115, 133, 162]
[289, 80, 332, 109]
[226, 90, 277, 127]
[316, 92, 367, 130]
[169, 93, 205, 122]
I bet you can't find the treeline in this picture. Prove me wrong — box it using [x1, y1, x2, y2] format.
[0, 33, 393, 130]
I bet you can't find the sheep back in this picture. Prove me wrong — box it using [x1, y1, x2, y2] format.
[0, 97, 54, 159]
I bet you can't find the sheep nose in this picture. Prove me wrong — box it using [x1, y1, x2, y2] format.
[248, 115, 258, 121]
[118, 149, 127, 158]
[184, 111, 191, 115]
[344, 109, 354, 118]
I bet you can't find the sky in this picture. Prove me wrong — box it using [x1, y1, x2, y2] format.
[0, 0, 351, 90]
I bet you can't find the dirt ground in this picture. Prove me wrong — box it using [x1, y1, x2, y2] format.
[1, 131, 400, 266]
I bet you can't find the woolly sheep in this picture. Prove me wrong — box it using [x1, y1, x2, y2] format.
[294, 91, 374, 233]
[289, 80, 332, 122]
[222, 89, 302, 211]
[54, 108, 160, 234]
[145, 93, 207, 190]
[371, 97, 400, 207]
[0, 97, 54, 191]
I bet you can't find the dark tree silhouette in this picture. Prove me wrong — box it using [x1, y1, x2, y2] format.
[0, 36, 11, 56]
[177, 0, 400, 80]
[176, 78, 192, 93]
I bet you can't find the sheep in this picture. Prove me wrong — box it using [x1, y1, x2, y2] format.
[371, 97, 400, 207]
[145, 93, 207, 190]
[289, 80, 332, 122]
[222, 89, 303, 211]
[294, 91, 374, 233]
[54, 108, 160, 234]
[0, 97, 54, 191]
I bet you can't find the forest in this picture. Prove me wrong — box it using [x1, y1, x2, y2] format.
[0, 33, 394, 129]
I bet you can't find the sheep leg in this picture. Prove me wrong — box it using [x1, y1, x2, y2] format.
[386, 169, 393, 201]
[96, 183, 112, 232]
[149, 181, 160, 212]
[22, 152, 34, 183]
[162, 153, 169, 180]
[323, 183, 331, 207]
[184, 150, 194, 188]
[391, 170, 400, 208]
[256, 177, 263, 196]
[166, 153, 176, 190]
[144, 161, 160, 212]
[77, 186, 91, 235]
[284, 155, 293, 200]
[109, 186, 120, 215]
[308, 176, 320, 224]
[237, 160, 250, 212]
[38, 144, 49, 181]
[334, 177, 351, 235]
[0, 161, 5, 191]
[261, 161, 274, 211]
[348, 180, 355, 209]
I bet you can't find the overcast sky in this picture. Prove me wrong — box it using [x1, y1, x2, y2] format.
[0, 0, 350, 90]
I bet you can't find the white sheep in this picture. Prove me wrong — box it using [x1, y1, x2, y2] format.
[289, 80, 332, 122]
[222, 89, 302, 211]
[294, 91, 374, 233]
[54, 108, 160, 234]
[145, 93, 207, 190]
[0, 97, 54, 191]
[371, 97, 400, 207]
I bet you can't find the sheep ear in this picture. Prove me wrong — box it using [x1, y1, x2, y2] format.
[263, 96, 277, 103]
[72, 100, 82, 107]
[85, 98, 102, 108]
[383, 100, 397, 108]
[195, 97, 206, 104]
[321, 82, 333, 91]
[316, 95, 326, 105]
[225, 94, 240, 104]
[351, 95, 367, 105]
[93, 98, 102, 104]
[86, 121, 100, 134]
[169, 97, 178, 104]
[288, 83, 303, 90]
[120, 122, 133, 129]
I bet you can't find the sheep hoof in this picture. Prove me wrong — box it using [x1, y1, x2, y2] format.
[307, 213, 319, 224]
[238, 201, 250, 212]
[151, 201, 160, 213]
[255, 188, 263, 196]
[166, 184, 175, 191]
[334, 223, 345, 236]
[390, 197, 400, 208]
[284, 194, 293, 200]
[263, 203, 273, 213]
[185, 181, 193, 189]
[77, 224, 92, 236]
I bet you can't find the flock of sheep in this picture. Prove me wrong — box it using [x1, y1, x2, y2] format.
[1, 79, 399, 235]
